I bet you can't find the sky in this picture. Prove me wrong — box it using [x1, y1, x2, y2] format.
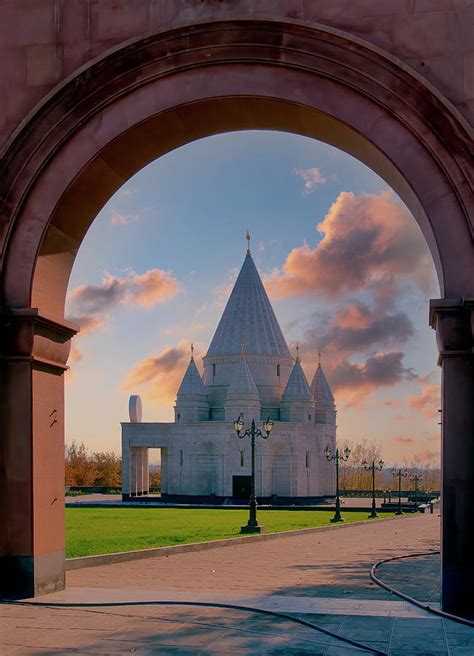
[66, 130, 441, 466]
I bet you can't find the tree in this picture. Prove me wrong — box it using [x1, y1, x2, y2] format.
[65, 441, 123, 487]
[339, 439, 384, 490]
[65, 440, 96, 486]
[93, 450, 121, 487]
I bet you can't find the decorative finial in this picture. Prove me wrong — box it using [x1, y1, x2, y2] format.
[246, 230, 251, 255]
[318, 351, 321, 368]
[190, 342, 194, 361]
[240, 340, 245, 360]
[295, 343, 300, 363]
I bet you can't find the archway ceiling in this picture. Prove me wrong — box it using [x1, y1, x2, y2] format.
[0, 20, 472, 314]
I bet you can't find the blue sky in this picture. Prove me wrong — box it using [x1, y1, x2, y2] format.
[66, 131, 441, 465]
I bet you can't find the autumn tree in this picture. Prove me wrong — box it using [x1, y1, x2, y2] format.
[339, 439, 384, 490]
[93, 450, 121, 487]
[65, 441, 122, 487]
[65, 440, 96, 486]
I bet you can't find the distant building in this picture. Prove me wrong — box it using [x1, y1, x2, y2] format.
[122, 239, 336, 502]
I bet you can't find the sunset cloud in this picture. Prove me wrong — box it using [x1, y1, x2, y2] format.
[67, 268, 180, 333]
[408, 384, 440, 419]
[294, 167, 326, 194]
[305, 302, 413, 357]
[328, 351, 416, 405]
[414, 447, 438, 464]
[123, 341, 203, 403]
[392, 435, 415, 444]
[265, 191, 434, 300]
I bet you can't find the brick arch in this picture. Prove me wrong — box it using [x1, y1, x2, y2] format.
[0, 19, 472, 613]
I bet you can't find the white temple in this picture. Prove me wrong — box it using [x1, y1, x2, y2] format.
[121, 238, 337, 502]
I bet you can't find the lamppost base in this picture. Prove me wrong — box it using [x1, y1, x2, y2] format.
[368, 512, 378, 519]
[395, 510, 404, 516]
[240, 524, 266, 534]
[330, 516, 344, 523]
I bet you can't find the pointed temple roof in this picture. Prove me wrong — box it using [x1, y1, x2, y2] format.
[282, 357, 312, 400]
[177, 357, 207, 397]
[310, 364, 335, 404]
[206, 251, 291, 358]
[227, 355, 259, 397]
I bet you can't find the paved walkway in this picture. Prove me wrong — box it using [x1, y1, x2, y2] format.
[2, 514, 473, 655]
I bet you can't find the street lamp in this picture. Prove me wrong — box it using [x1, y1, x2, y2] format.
[234, 417, 274, 533]
[409, 470, 423, 510]
[362, 459, 384, 519]
[392, 468, 408, 515]
[324, 445, 351, 523]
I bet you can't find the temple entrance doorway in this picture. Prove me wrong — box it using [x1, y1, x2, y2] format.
[233, 476, 252, 501]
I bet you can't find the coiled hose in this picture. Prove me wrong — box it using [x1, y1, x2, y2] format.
[370, 550, 474, 629]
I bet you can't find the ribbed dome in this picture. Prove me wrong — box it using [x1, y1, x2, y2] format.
[310, 365, 335, 404]
[282, 359, 312, 400]
[177, 358, 207, 397]
[226, 357, 259, 397]
[206, 253, 291, 358]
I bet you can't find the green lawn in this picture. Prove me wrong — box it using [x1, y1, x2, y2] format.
[66, 507, 396, 558]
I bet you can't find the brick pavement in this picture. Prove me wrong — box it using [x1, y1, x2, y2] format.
[67, 514, 438, 599]
[4, 513, 474, 655]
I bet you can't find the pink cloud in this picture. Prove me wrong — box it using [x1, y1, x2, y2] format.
[265, 191, 435, 300]
[67, 267, 180, 336]
[304, 301, 413, 358]
[413, 447, 439, 464]
[123, 341, 204, 404]
[327, 351, 416, 406]
[408, 384, 440, 419]
[392, 435, 415, 444]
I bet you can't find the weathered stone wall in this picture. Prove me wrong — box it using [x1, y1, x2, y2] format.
[0, 0, 472, 150]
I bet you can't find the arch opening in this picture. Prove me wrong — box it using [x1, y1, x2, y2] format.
[0, 20, 472, 615]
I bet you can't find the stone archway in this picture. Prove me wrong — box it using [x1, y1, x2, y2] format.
[0, 19, 472, 615]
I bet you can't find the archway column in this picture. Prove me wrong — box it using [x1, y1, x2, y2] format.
[430, 298, 474, 616]
[0, 309, 77, 597]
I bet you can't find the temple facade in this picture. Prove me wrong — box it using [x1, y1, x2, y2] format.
[121, 241, 337, 502]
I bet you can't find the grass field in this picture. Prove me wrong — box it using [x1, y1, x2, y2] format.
[66, 507, 396, 558]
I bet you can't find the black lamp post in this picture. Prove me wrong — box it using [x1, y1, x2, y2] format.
[234, 416, 274, 533]
[362, 459, 384, 519]
[392, 468, 408, 515]
[324, 445, 351, 523]
[410, 471, 423, 510]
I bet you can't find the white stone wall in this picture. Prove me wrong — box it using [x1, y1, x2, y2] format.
[122, 419, 336, 498]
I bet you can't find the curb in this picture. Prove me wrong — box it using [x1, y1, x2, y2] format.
[66, 514, 410, 571]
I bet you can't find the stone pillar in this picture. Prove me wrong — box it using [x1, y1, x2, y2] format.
[142, 448, 149, 495]
[0, 309, 77, 598]
[130, 448, 138, 497]
[121, 434, 131, 500]
[430, 299, 474, 617]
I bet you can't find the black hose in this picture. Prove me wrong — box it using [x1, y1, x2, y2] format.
[370, 550, 474, 628]
[0, 598, 387, 655]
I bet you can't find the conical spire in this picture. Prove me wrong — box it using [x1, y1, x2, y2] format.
[227, 352, 259, 397]
[282, 358, 312, 400]
[177, 357, 207, 397]
[310, 362, 335, 404]
[206, 249, 291, 358]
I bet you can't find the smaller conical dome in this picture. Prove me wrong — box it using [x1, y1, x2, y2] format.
[177, 358, 207, 397]
[227, 357, 259, 397]
[282, 359, 312, 400]
[310, 364, 335, 404]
